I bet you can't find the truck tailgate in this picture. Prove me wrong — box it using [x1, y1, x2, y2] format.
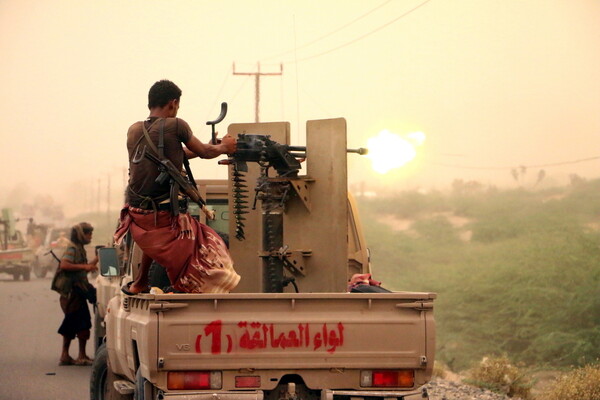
[0, 248, 31, 261]
[154, 292, 435, 371]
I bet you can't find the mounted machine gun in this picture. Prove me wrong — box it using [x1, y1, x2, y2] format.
[220, 133, 367, 293]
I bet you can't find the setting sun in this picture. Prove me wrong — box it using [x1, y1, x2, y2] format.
[366, 130, 425, 174]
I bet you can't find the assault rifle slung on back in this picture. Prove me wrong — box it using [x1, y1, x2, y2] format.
[131, 145, 216, 220]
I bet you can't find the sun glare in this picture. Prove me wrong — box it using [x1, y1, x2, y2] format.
[366, 130, 425, 174]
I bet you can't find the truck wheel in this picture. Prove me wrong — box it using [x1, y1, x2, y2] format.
[91, 342, 131, 400]
[12, 272, 20, 281]
[33, 258, 44, 278]
[34, 261, 48, 278]
[22, 268, 31, 281]
[93, 311, 105, 352]
[90, 342, 109, 400]
[135, 368, 154, 400]
[135, 369, 144, 400]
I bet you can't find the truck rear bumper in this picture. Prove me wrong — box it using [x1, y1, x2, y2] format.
[322, 388, 428, 400]
[161, 390, 264, 400]
[158, 388, 427, 400]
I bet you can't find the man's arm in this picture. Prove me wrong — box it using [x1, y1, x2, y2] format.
[60, 255, 98, 272]
[184, 134, 236, 159]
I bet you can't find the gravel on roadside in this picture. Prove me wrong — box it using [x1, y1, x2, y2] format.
[425, 378, 523, 400]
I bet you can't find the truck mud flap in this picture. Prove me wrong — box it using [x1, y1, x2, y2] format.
[321, 388, 428, 400]
[159, 390, 264, 400]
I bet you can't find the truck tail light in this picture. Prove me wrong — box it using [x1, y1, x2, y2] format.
[235, 376, 261, 388]
[360, 370, 414, 388]
[167, 371, 222, 390]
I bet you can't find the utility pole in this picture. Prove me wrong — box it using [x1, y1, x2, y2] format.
[233, 62, 283, 122]
[97, 178, 101, 214]
[107, 173, 111, 240]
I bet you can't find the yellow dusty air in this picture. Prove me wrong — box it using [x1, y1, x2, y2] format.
[366, 130, 425, 173]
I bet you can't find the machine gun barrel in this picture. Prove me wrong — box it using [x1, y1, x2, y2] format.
[347, 147, 368, 155]
[285, 147, 367, 161]
[284, 145, 367, 156]
[223, 134, 369, 175]
[286, 145, 306, 152]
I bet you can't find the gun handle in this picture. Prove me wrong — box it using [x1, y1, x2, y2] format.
[202, 206, 216, 220]
[207, 102, 228, 145]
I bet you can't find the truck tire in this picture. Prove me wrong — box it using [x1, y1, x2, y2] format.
[94, 311, 105, 352]
[33, 258, 43, 278]
[12, 271, 20, 281]
[22, 267, 31, 281]
[134, 368, 153, 400]
[91, 342, 132, 400]
[34, 259, 48, 278]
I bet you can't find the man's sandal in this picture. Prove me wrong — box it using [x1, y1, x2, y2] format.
[74, 358, 93, 366]
[121, 281, 150, 296]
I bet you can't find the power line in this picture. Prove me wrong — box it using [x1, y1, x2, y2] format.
[262, 0, 395, 62]
[206, 70, 231, 122]
[230, 75, 251, 103]
[429, 156, 600, 171]
[528, 156, 600, 168]
[282, 0, 433, 64]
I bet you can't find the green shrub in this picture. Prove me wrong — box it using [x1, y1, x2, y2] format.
[411, 216, 460, 244]
[357, 179, 600, 371]
[362, 190, 449, 219]
[542, 364, 600, 400]
[432, 361, 448, 379]
[465, 355, 532, 399]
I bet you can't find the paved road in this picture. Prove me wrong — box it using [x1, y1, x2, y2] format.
[0, 274, 95, 400]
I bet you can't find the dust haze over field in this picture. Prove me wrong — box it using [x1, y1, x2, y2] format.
[1, 0, 599, 221]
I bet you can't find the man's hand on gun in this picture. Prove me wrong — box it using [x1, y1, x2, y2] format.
[214, 133, 237, 155]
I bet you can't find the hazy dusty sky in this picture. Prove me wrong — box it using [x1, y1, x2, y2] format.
[1, 0, 599, 217]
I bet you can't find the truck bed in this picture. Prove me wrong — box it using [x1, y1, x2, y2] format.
[109, 292, 435, 391]
[0, 247, 32, 262]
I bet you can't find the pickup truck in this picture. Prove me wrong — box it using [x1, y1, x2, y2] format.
[32, 225, 70, 278]
[91, 119, 436, 400]
[0, 245, 33, 281]
[0, 209, 33, 281]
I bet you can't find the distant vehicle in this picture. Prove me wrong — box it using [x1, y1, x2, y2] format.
[33, 227, 70, 278]
[0, 209, 34, 281]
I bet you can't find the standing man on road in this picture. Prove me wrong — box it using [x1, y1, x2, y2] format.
[54, 222, 98, 366]
[114, 79, 240, 295]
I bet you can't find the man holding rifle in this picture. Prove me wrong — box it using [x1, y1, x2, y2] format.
[114, 79, 240, 295]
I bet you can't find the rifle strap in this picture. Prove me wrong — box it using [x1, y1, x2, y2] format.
[140, 118, 161, 157]
[130, 118, 158, 162]
[155, 119, 181, 216]
[138, 118, 179, 215]
[170, 181, 180, 217]
[158, 119, 165, 159]
[135, 118, 201, 217]
[183, 156, 198, 190]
